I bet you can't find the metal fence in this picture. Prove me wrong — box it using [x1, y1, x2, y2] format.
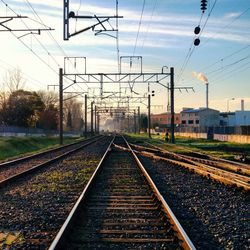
[176, 126, 250, 135]
[0, 125, 81, 137]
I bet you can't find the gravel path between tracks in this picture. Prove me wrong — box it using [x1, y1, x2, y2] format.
[0, 137, 112, 250]
[139, 155, 250, 250]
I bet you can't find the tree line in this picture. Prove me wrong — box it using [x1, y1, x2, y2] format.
[0, 68, 84, 132]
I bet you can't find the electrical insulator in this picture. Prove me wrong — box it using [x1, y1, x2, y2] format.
[194, 38, 200, 46]
[201, 0, 207, 13]
[194, 26, 201, 35]
[69, 11, 75, 18]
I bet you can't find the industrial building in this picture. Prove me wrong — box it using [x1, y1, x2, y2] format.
[180, 108, 220, 127]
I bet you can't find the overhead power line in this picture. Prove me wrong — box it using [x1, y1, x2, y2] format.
[133, 0, 146, 56]
[177, 0, 218, 83]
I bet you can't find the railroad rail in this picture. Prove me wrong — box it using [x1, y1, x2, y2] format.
[49, 136, 195, 250]
[0, 135, 104, 188]
[128, 142, 250, 191]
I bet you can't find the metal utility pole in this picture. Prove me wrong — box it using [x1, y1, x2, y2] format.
[84, 94, 87, 137]
[127, 115, 130, 132]
[97, 114, 100, 134]
[94, 105, 97, 133]
[91, 101, 94, 136]
[170, 67, 175, 143]
[137, 106, 140, 134]
[134, 110, 136, 134]
[148, 94, 151, 138]
[59, 68, 63, 145]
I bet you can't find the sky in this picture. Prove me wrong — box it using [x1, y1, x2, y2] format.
[0, 0, 249, 114]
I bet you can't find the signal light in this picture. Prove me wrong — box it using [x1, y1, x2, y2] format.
[152, 90, 155, 97]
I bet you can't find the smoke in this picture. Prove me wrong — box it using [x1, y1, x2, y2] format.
[192, 71, 208, 83]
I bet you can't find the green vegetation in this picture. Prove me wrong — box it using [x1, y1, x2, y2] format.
[0, 136, 81, 161]
[127, 133, 250, 161]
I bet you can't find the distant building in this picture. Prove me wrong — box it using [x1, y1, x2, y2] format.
[220, 111, 250, 126]
[180, 107, 220, 127]
[151, 112, 180, 127]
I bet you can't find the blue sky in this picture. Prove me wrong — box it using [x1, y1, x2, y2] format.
[0, 0, 249, 113]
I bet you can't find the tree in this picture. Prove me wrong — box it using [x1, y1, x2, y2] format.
[38, 104, 58, 130]
[140, 114, 148, 132]
[37, 91, 58, 108]
[3, 90, 45, 127]
[3, 67, 26, 93]
[36, 91, 59, 130]
[66, 111, 72, 130]
[64, 95, 83, 132]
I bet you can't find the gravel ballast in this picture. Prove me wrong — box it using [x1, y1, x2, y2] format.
[139, 155, 249, 250]
[0, 137, 111, 249]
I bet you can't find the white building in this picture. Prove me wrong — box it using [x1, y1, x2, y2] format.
[220, 111, 250, 126]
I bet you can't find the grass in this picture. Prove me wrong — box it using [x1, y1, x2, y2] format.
[126, 133, 250, 161]
[0, 136, 81, 161]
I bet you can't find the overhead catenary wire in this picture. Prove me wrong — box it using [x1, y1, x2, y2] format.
[198, 45, 250, 72]
[200, 7, 250, 48]
[0, 58, 45, 88]
[1, 0, 89, 94]
[0, 0, 60, 71]
[177, 0, 218, 84]
[24, 0, 89, 91]
[141, 0, 158, 52]
[116, 0, 120, 73]
[133, 0, 146, 56]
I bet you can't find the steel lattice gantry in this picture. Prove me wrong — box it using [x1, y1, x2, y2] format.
[63, 72, 170, 86]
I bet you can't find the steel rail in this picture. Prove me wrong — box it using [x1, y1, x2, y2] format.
[131, 142, 250, 177]
[0, 136, 105, 188]
[49, 136, 195, 249]
[49, 137, 115, 250]
[124, 137, 196, 250]
[146, 142, 250, 173]
[129, 142, 250, 191]
[0, 135, 102, 168]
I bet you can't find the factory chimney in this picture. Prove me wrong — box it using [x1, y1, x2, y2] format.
[241, 99, 244, 111]
[192, 71, 209, 109]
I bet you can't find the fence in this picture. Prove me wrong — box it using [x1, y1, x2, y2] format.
[176, 126, 250, 135]
[0, 125, 81, 137]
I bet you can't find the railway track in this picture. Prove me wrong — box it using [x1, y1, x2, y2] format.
[0, 135, 103, 188]
[128, 142, 250, 191]
[49, 136, 195, 250]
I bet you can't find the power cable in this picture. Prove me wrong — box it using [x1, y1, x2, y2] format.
[141, 0, 158, 51]
[207, 54, 250, 75]
[199, 45, 250, 72]
[177, 0, 218, 83]
[24, 0, 88, 90]
[200, 7, 250, 48]
[133, 0, 146, 56]
[0, 58, 45, 88]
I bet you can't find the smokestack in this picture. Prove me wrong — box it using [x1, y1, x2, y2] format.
[206, 83, 208, 109]
[241, 99, 244, 111]
[192, 71, 209, 109]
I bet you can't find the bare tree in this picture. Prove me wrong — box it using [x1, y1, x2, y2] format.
[64, 95, 83, 131]
[3, 67, 26, 93]
[37, 90, 58, 108]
